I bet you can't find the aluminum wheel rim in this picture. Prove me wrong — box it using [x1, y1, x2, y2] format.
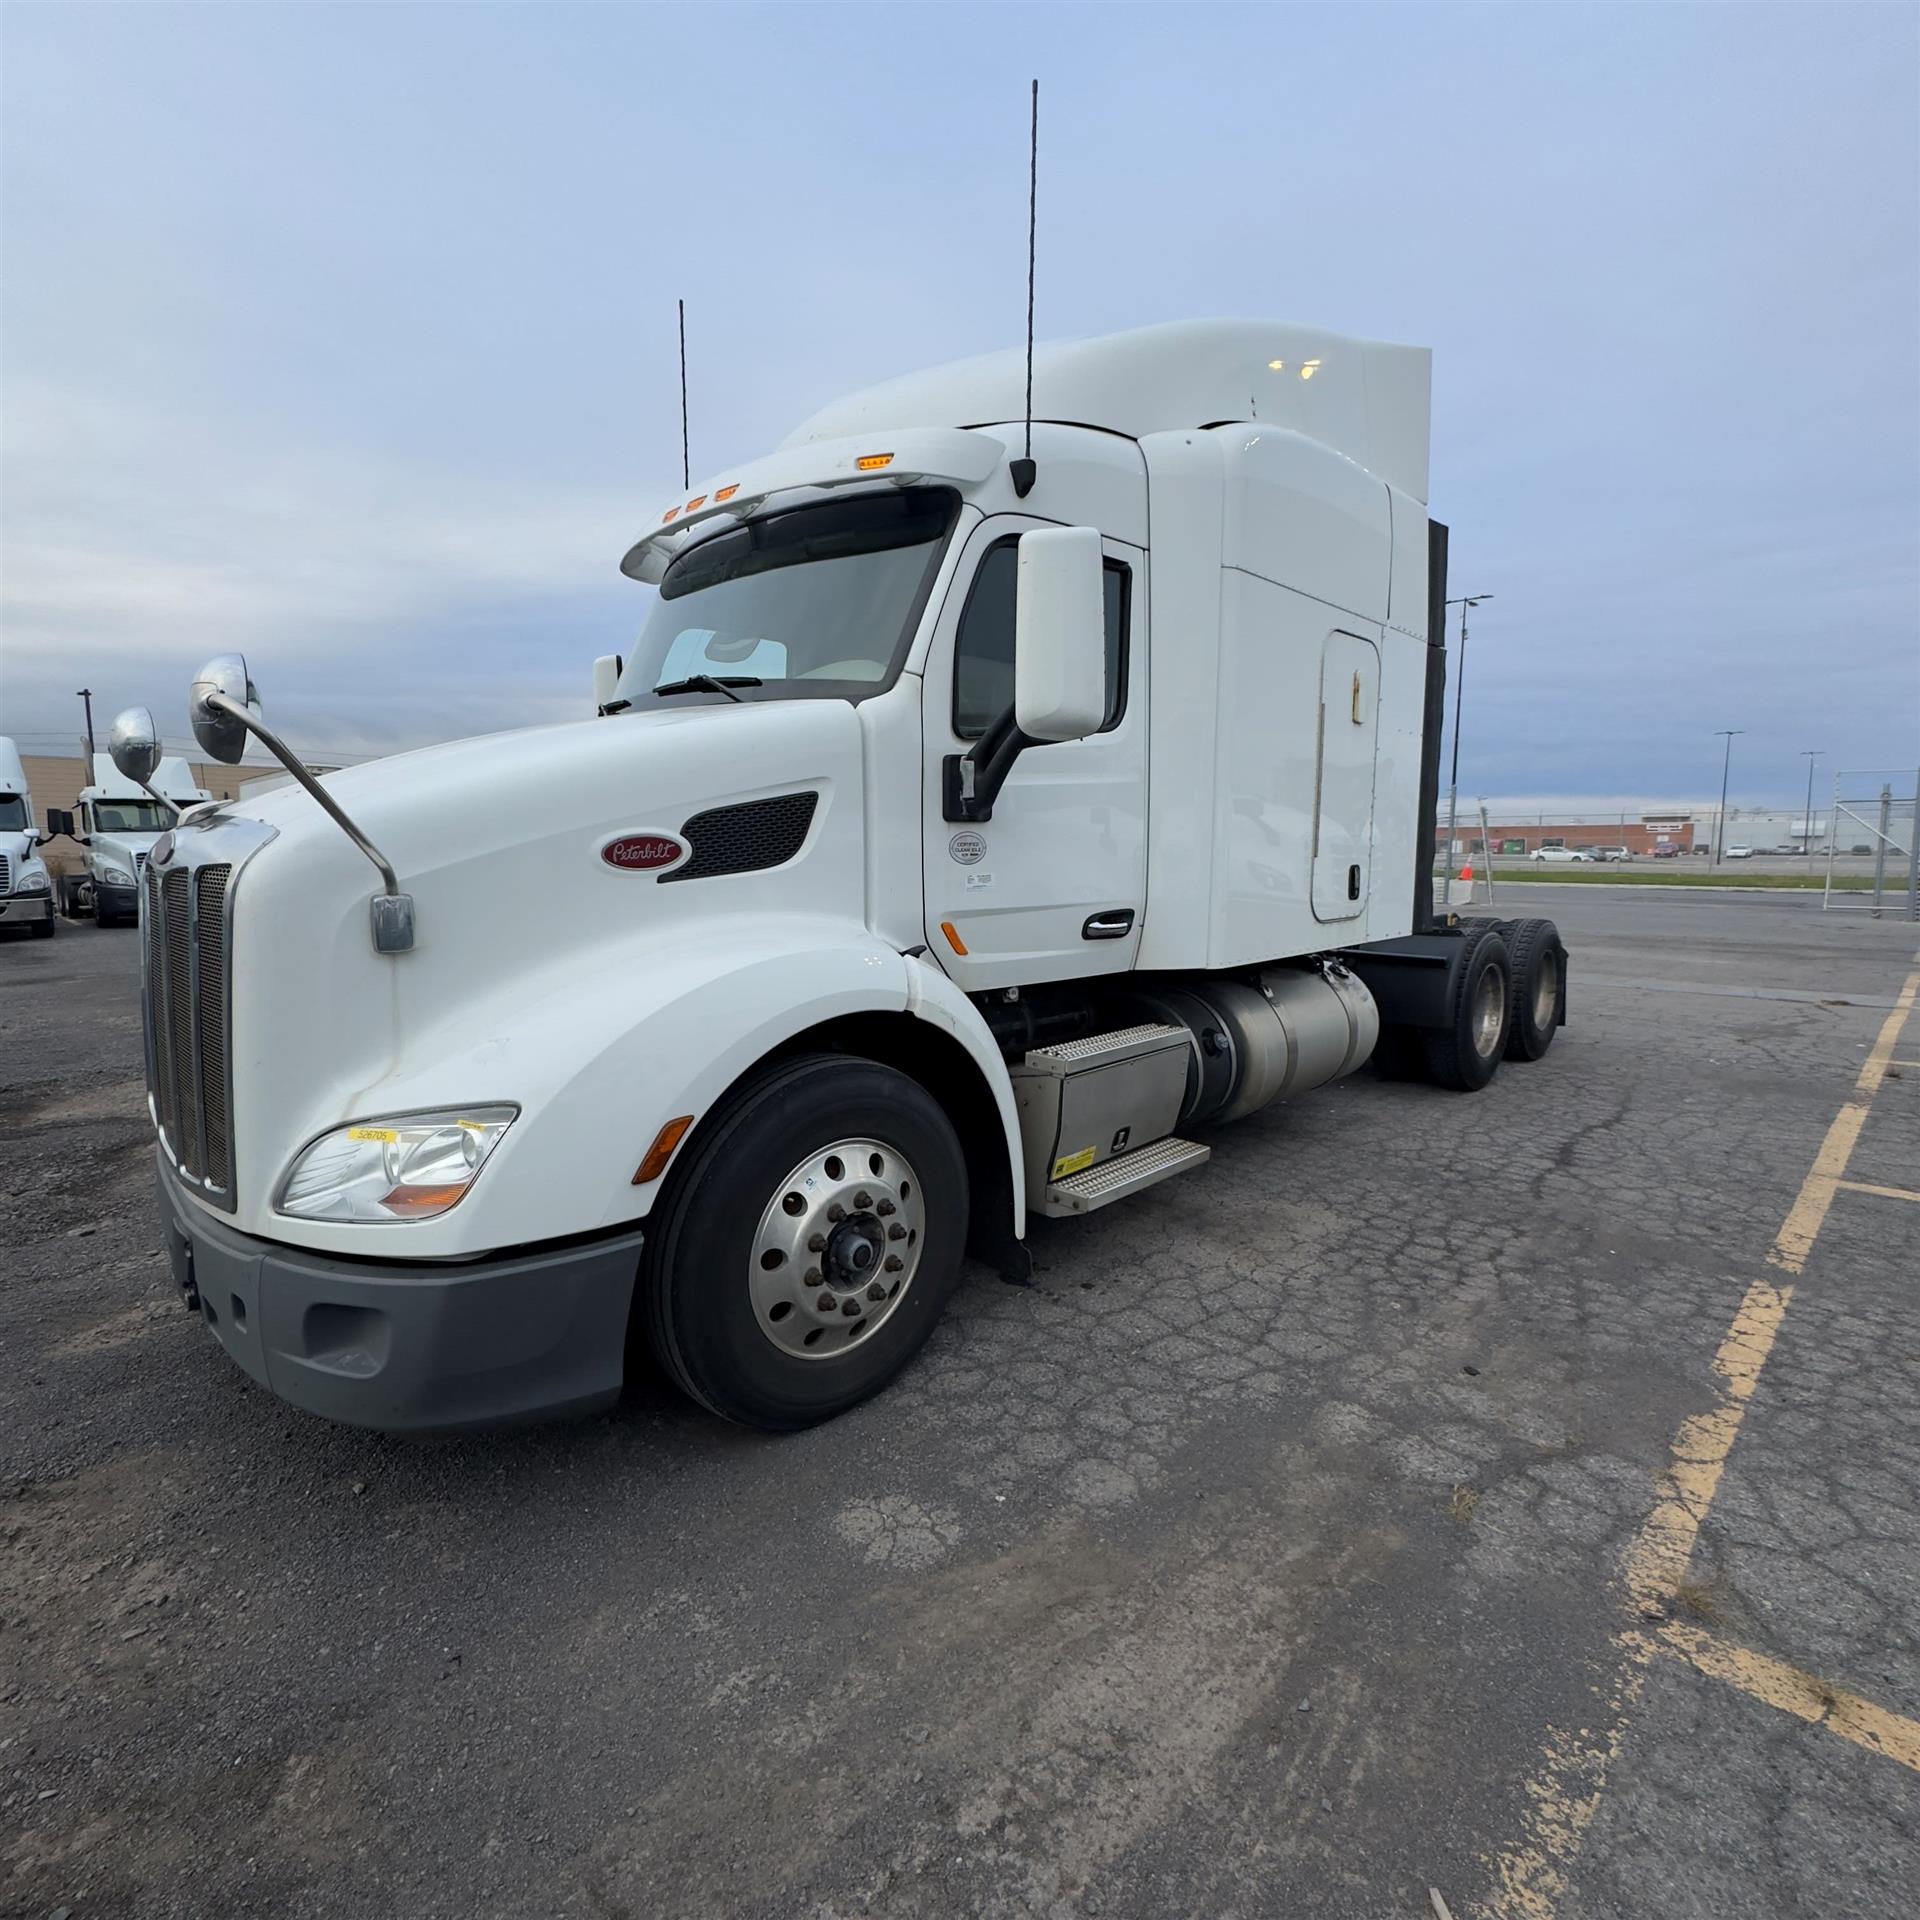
[1471, 964, 1505, 1057]
[748, 1138, 926, 1361]
[1531, 948, 1559, 1031]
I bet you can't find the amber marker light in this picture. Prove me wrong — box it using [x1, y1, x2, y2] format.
[855, 453, 895, 471]
[940, 921, 968, 956]
[633, 1114, 695, 1184]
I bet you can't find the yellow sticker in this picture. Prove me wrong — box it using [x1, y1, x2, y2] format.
[455, 1120, 488, 1133]
[348, 1126, 398, 1143]
[1051, 1146, 1097, 1180]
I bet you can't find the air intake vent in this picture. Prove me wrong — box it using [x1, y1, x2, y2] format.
[663, 791, 819, 884]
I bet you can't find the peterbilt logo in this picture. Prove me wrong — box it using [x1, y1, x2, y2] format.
[601, 833, 686, 873]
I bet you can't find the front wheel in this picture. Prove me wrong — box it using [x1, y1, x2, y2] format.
[638, 1054, 969, 1431]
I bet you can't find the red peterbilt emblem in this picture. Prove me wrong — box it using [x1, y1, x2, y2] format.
[601, 833, 685, 872]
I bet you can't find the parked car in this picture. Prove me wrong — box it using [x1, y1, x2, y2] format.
[1592, 846, 1634, 863]
[1530, 847, 1595, 864]
[1725, 846, 1753, 860]
[1652, 844, 1684, 859]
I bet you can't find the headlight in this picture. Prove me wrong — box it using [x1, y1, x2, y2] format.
[97, 863, 134, 886]
[14, 869, 50, 895]
[276, 1106, 516, 1222]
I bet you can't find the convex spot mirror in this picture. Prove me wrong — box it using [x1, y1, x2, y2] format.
[190, 653, 262, 764]
[107, 707, 162, 785]
[1013, 526, 1106, 743]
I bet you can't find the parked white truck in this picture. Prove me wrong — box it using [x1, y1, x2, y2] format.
[0, 738, 58, 939]
[124, 320, 1565, 1433]
[45, 752, 210, 926]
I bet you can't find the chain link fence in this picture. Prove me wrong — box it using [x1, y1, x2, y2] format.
[1823, 771, 1919, 919]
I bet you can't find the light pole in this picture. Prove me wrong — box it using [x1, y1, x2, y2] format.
[1441, 593, 1493, 895]
[1800, 750, 1821, 866]
[76, 687, 96, 763]
[1713, 729, 1743, 867]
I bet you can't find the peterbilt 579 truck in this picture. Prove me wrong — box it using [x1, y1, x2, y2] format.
[123, 321, 1565, 1434]
[0, 738, 58, 939]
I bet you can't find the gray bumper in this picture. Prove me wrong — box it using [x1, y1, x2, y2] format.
[157, 1153, 642, 1432]
[0, 893, 54, 926]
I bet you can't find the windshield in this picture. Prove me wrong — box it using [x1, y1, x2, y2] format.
[92, 799, 173, 833]
[616, 487, 958, 711]
[0, 796, 27, 833]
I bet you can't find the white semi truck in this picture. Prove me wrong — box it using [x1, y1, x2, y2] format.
[0, 738, 58, 940]
[124, 320, 1565, 1433]
[45, 752, 210, 926]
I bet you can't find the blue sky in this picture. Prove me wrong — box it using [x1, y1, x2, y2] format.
[2, 1, 1915, 808]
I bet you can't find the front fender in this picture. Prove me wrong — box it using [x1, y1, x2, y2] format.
[261, 918, 918, 1259]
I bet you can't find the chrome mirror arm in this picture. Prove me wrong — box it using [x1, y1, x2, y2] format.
[199, 691, 415, 953]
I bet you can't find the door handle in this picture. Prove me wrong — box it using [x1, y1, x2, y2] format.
[1082, 909, 1135, 940]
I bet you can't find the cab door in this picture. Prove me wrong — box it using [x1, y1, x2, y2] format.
[921, 515, 1146, 989]
[1309, 629, 1380, 923]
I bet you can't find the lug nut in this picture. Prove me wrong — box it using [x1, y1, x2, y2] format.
[827, 1204, 846, 1223]
[841, 1297, 862, 1317]
[876, 1199, 895, 1217]
[817, 1292, 837, 1313]
[888, 1223, 907, 1241]
[804, 1267, 823, 1285]
[884, 1255, 904, 1273]
[807, 1233, 827, 1253]
[866, 1283, 886, 1303]
[855, 1191, 873, 1209]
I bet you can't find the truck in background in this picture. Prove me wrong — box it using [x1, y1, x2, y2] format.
[0, 738, 58, 940]
[45, 754, 211, 926]
[128, 319, 1568, 1435]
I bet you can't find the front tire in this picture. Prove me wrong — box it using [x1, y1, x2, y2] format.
[639, 1054, 969, 1431]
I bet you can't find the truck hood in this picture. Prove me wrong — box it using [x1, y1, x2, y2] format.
[194, 702, 869, 1232]
[92, 831, 166, 878]
[1, 829, 41, 874]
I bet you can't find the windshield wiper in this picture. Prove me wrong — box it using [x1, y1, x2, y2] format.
[653, 674, 761, 703]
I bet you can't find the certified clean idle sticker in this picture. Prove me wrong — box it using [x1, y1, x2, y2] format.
[948, 830, 987, 865]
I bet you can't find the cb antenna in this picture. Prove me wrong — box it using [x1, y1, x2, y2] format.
[1010, 79, 1039, 499]
[678, 298, 691, 490]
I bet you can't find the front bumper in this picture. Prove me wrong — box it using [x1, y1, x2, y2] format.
[0, 893, 54, 927]
[157, 1153, 642, 1431]
[94, 880, 139, 915]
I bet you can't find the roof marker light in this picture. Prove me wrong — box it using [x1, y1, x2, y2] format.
[662, 505, 679, 522]
[714, 484, 740, 502]
[1267, 359, 1285, 371]
[855, 453, 895, 471]
[685, 494, 707, 512]
[1299, 359, 1321, 380]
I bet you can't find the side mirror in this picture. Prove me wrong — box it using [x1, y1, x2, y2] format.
[1013, 527, 1107, 743]
[108, 706, 163, 784]
[593, 654, 624, 713]
[45, 808, 75, 841]
[190, 653, 262, 764]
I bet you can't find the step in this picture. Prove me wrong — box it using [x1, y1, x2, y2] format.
[1020, 1021, 1192, 1077]
[1041, 1135, 1212, 1216]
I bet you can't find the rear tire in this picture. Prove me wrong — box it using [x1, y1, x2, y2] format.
[1421, 927, 1510, 1092]
[1501, 917, 1565, 1061]
[639, 1053, 969, 1431]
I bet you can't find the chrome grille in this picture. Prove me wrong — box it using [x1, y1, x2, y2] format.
[194, 867, 232, 1190]
[144, 853, 237, 1207]
[0, 853, 12, 894]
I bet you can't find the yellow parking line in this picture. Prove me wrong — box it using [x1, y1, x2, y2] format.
[1835, 1179, 1920, 1205]
[1481, 966, 1920, 1920]
[1658, 1622, 1920, 1773]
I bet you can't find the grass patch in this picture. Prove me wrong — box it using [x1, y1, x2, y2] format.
[1671, 1575, 1729, 1626]
[1478, 867, 1877, 890]
[1446, 1484, 1480, 1525]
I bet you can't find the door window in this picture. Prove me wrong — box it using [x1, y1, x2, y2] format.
[952, 539, 1130, 738]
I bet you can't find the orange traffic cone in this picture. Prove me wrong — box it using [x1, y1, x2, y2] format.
[1459, 862, 1473, 882]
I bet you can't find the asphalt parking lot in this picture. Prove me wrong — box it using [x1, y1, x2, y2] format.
[4, 888, 1918, 1920]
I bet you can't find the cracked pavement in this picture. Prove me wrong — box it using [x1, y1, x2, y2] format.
[3, 885, 1917, 1918]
